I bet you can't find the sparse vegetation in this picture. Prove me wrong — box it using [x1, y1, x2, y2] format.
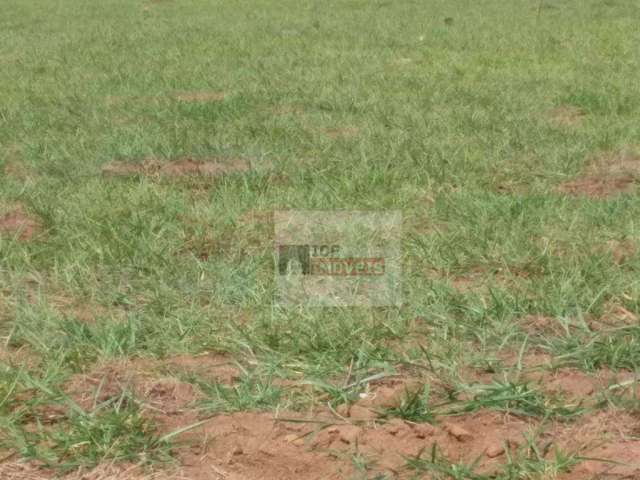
[1, 0, 640, 478]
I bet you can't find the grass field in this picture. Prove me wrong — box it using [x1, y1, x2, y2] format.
[2, 0, 640, 478]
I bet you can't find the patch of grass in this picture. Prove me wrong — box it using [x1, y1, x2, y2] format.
[445, 380, 583, 419]
[190, 374, 283, 414]
[406, 444, 487, 480]
[382, 384, 435, 423]
[6, 396, 172, 472]
[406, 434, 580, 480]
[550, 326, 640, 370]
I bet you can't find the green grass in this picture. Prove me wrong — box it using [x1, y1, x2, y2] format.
[1, 0, 640, 476]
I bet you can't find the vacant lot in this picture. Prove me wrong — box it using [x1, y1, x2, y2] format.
[1, 0, 640, 478]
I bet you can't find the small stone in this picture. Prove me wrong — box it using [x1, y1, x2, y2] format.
[372, 386, 403, 408]
[443, 422, 473, 441]
[310, 429, 335, 448]
[372, 382, 423, 409]
[225, 444, 243, 464]
[486, 443, 505, 458]
[231, 445, 243, 455]
[338, 425, 362, 444]
[384, 418, 408, 436]
[412, 423, 436, 439]
[348, 404, 378, 420]
[336, 403, 350, 417]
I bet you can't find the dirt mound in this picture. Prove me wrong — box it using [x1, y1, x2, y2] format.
[161, 353, 241, 385]
[558, 148, 640, 197]
[163, 409, 533, 479]
[13, 352, 640, 479]
[0, 205, 42, 241]
[547, 105, 586, 127]
[101, 158, 250, 178]
[3, 162, 35, 182]
[555, 410, 640, 479]
[604, 238, 636, 265]
[559, 176, 635, 197]
[65, 354, 240, 413]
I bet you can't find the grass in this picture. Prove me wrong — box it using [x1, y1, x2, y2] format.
[1, 0, 640, 477]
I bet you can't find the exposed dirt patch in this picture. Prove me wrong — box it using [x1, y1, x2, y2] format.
[544, 369, 600, 402]
[173, 91, 225, 102]
[0, 462, 50, 480]
[591, 301, 638, 331]
[173, 411, 352, 480]
[1, 145, 34, 182]
[0, 205, 42, 241]
[47, 294, 113, 324]
[559, 176, 636, 197]
[558, 148, 640, 198]
[160, 353, 242, 385]
[497, 350, 555, 370]
[518, 314, 565, 337]
[0, 345, 40, 369]
[8, 405, 639, 479]
[101, 158, 250, 178]
[547, 105, 586, 127]
[65, 354, 240, 414]
[3, 162, 35, 183]
[165, 408, 535, 479]
[0, 461, 182, 480]
[65, 359, 154, 411]
[556, 409, 640, 479]
[451, 270, 485, 292]
[526, 366, 640, 407]
[447, 266, 536, 294]
[603, 238, 636, 265]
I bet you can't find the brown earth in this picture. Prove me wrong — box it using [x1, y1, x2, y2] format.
[47, 293, 113, 324]
[0, 205, 42, 241]
[16, 403, 639, 480]
[547, 105, 586, 127]
[447, 265, 537, 294]
[518, 314, 565, 337]
[558, 148, 640, 197]
[586, 299, 638, 332]
[64, 354, 240, 413]
[101, 158, 250, 178]
[3, 162, 35, 182]
[559, 176, 636, 197]
[556, 410, 640, 479]
[4, 352, 640, 479]
[602, 238, 637, 266]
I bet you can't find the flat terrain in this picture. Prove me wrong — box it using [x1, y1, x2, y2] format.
[2, 0, 640, 478]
